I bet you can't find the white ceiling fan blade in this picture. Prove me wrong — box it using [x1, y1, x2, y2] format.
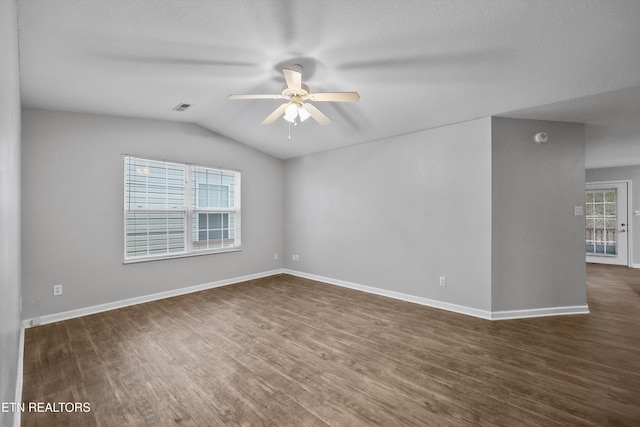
[262, 102, 291, 124]
[302, 103, 331, 125]
[282, 67, 302, 91]
[308, 92, 360, 102]
[228, 94, 283, 100]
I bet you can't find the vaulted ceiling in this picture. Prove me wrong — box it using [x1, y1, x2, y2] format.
[16, 0, 640, 161]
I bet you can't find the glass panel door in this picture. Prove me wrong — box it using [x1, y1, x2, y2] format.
[585, 189, 617, 255]
[585, 181, 628, 266]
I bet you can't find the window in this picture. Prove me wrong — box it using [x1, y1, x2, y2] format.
[191, 166, 238, 251]
[585, 189, 617, 255]
[124, 156, 240, 262]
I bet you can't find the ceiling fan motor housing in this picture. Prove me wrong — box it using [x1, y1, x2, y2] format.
[282, 83, 310, 99]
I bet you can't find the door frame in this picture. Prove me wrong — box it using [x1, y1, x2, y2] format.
[585, 180, 633, 267]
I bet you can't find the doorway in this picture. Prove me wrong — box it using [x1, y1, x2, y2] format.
[585, 181, 630, 266]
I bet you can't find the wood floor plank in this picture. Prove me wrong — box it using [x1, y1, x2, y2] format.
[215, 279, 617, 425]
[22, 265, 640, 426]
[211, 282, 564, 426]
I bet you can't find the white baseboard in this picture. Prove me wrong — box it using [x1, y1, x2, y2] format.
[24, 269, 285, 328]
[24, 268, 591, 328]
[283, 269, 493, 320]
[284, 269, 590, 321]
[490, 305, 590, 320]
[632, 263, 640, 269]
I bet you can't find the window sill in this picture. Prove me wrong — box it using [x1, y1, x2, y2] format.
[123, 247, 242, 264]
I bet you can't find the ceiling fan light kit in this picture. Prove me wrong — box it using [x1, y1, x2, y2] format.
[228, 64, 359, 129]
[284, 103, 311, 124]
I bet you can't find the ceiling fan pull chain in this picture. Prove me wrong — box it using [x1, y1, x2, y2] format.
[288, 121, 292, 141]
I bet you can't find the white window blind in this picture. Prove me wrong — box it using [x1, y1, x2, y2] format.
[124, 156, 240, 262]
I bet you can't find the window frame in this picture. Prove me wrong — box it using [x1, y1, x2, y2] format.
[123, 155, 241, 264]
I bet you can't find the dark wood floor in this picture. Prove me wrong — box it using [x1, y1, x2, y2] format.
[22, 264, 640, 426]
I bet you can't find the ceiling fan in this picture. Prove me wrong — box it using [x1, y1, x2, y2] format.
[228, 64, 360, 125]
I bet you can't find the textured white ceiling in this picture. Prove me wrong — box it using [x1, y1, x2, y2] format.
[16, 0, 640, 160]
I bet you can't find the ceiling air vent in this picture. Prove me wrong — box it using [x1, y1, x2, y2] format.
[172, 103, 191, 112]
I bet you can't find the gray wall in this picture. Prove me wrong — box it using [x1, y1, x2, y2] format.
[491, 117, 586, 311]
[20, 110, 589, 325]
[283, 117, 587, 314]
[586, 165, 640, 266]
[22, 109, 284, 319]
[0, 0, 22, 425]
[585, 124, 640, 169]
[284, 118, 493, 311]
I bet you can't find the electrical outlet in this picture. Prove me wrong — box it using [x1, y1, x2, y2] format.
[274, 253, 279, 260]
[53, 284, 63, 296]
[292, 254, 300, 261]
[439, 276, 446, 287]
